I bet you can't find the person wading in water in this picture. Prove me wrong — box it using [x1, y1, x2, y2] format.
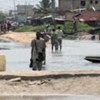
[30, 32, 46, 70]
[56, 26, 64, 51]
[51, 29, 58, 52]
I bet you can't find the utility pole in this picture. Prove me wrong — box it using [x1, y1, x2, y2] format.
[51, 0, 55, 9]
[13, 0, 16, 18]
[25, 0, 27, 17]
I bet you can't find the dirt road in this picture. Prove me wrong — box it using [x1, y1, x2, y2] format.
[0, 71, 100, 95]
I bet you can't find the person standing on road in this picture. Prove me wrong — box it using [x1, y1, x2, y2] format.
[56, 26, 64, 51]
[7, 21, 11, 32]
[51, 29, 58, 52]
[30, 32, 46, 70]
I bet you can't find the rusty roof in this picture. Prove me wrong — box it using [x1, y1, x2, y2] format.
[78, 11, 100, 21]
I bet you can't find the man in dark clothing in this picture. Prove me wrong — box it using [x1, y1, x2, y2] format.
[30, 32, 46, 70]
[7, 21, 11, 32]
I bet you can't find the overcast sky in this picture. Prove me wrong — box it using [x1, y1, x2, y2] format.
[0, 0, 58, 12]
[0, 0, 41, 12]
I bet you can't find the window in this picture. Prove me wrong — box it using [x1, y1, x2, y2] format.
[95, 0, 98, 4]
[90, 0, 93, 4]
[80, 0, 86, 6]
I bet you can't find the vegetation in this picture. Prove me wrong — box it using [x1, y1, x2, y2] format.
[54, 21, 95, 34]
[15, 25, 33, 32]
[34, 0, 51, 14]
[15, 25, 45, 32]
[15, 21, 99, 35]
[0, 11, 7, 21]
[77, 22, 94, 32]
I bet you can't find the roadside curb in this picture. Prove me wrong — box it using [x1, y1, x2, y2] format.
[0, 71, 100, 80]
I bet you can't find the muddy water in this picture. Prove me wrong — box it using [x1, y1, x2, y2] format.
[0, 40, 100, 71]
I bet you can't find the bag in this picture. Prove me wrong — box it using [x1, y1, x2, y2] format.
[38, 52, 44, 61]
[29, 59, 33, 68]
[34, 40, 45, 62]
[29, 59, 37, 70]
[44, 35, 50, 42]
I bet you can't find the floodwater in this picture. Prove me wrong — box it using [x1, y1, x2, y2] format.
[0, 39, 100, 71]
[0, 95, 100, 100]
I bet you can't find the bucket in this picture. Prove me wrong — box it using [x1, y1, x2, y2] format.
[0, 55, 6, 71]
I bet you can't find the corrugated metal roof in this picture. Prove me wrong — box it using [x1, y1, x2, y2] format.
[78, 11, 100, 21]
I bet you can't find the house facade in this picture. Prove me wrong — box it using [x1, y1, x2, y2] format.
[17, 5, 34, 16]
[58, 0, 100, 11]
[16, 5, 34, 23]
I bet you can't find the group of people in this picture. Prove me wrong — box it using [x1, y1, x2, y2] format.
[30, 26, 64, 71]
[51, 26, 64, 52]
[0, 21, 11, 33]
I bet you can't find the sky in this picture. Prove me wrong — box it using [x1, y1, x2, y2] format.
[0, 0, 58, 12]
[0, 0, 41, 12]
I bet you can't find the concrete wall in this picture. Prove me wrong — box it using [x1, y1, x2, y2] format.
[59, 0, 100, 11]
[17, 5, 34, 16]
[59, 0, 72, 10]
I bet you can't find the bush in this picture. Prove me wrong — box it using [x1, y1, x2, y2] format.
[15, 25, 33, 32]
[15, 22, 99, 35]
[15, 25, 46, 32]
[77, 22, 94, 32]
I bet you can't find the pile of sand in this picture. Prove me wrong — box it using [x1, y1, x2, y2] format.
[1, 32, 36, 44]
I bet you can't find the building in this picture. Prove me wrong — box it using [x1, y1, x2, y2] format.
[17, 5, 34, 16]
[58, 0, 100, 11]
[51, 0, 56, 9]
[16, 5, 34, 23]
[78, 11, 100, 26]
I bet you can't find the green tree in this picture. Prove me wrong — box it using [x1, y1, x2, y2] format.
[35, 0, 51, 14]
[0, 11, 6, 21]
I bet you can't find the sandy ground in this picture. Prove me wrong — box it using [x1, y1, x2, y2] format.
[0, 31, 36, 44]
[0, 32, 100, 95]
[0, 75, 100, 95]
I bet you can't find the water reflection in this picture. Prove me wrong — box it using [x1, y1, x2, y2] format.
[0, 41, 28, 50]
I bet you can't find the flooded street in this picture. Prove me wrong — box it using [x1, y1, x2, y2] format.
[0, 39, 100, 71]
